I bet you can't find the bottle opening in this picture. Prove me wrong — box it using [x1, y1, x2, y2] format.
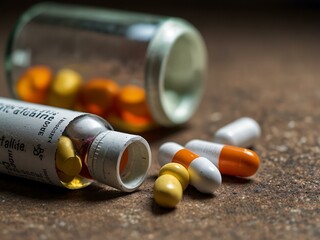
[118, 140, 150, 190]
[146, 19, 207, 126]
[162, 32, 205, 124]
[87, 131, 151, 192]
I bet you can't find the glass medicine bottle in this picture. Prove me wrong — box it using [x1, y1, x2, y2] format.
[0, 97, 151, 191]
[5, 2, 207, 132]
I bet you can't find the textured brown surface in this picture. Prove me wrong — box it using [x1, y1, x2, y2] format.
[0, 2, 320, 240]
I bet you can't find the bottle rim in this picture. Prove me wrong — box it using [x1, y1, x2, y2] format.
[87, 130, 151, 192]
[145, 18, 207, 126]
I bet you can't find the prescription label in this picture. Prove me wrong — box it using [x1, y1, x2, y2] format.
[0, 97, 85, 186]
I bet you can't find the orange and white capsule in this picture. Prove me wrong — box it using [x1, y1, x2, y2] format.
[185, 139, 260, 177]
[158, 142, 221, 194]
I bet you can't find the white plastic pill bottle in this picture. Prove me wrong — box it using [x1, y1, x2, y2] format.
[0, 97, 151, 191]
[5, 2, 207, 132]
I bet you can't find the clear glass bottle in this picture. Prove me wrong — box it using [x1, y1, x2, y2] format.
[0, 97, 151, 191]
[5, 2, 207, 132]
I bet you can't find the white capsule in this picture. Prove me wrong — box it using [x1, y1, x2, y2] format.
[213, 117, 261, 148]
[158, 142, 221, 194]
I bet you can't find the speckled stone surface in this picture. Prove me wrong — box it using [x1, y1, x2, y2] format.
[0, 2, 319, 240]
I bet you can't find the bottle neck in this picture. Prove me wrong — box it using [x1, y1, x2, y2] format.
[86, 131, 151, 192]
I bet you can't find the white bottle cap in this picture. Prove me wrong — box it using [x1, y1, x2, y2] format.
[87, 130, 151, 192]
[146, 19, 207, 126]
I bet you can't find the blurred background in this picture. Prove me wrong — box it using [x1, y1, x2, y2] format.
[1, 0, 320, 97]
[0, 1, 319, 239]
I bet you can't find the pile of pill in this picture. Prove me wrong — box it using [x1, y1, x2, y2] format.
[154, 117, 261, 208]
[16, 65, 154, 132]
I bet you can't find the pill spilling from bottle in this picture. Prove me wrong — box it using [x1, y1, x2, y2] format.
[154, 117, 261, 208]
[154, 140, 260, 208]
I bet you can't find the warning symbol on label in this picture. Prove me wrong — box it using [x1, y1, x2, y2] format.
[33, 144, 44, 160]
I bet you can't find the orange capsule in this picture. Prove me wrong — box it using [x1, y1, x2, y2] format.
[15, 65, 52, 104]
[185, 139, 260, 177]
[117, 85, 153, 124]
[80, 78, 119, 116]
